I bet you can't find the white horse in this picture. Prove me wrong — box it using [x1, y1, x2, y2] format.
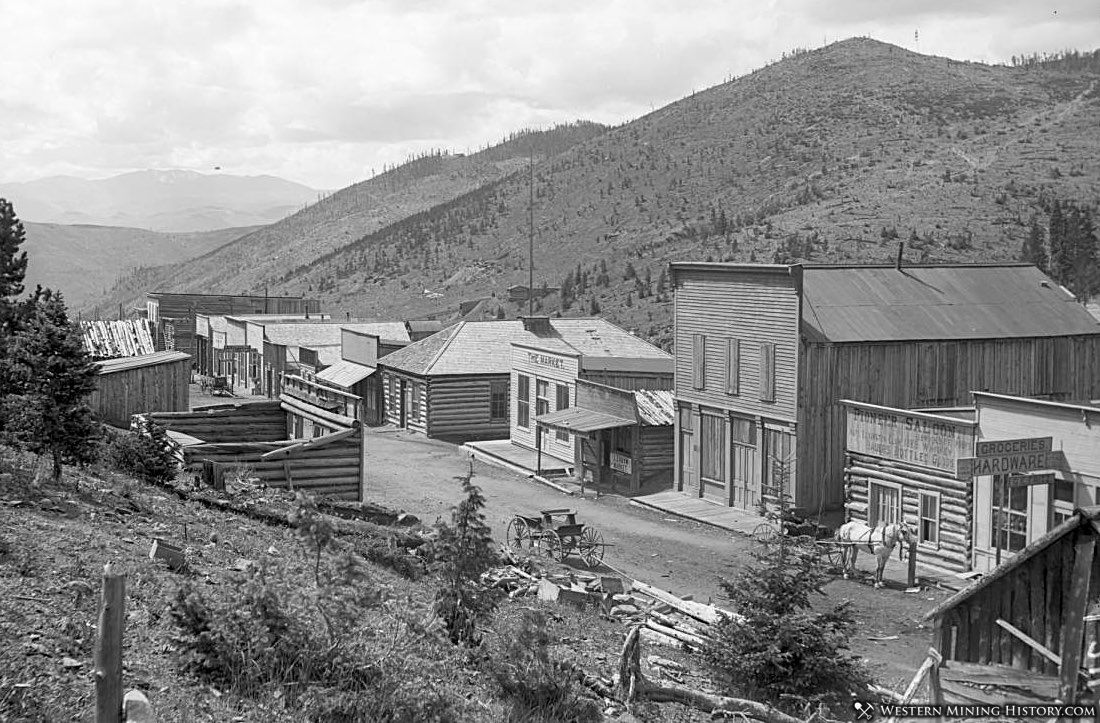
[835, 520, 913, 588]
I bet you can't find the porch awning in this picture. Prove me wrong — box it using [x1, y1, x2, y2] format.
[315, 359, 376, 388]
[535, 407, 635, 434]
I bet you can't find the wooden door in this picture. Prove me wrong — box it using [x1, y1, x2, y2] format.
[763, 427, 794, 504]
[699, 412, 727, 504]
[399, 379, 408, 428]
[730, 443, 760, 509]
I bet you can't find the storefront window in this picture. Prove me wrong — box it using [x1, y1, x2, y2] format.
[1052, 479, 1075, 527]
[991, 475, 1028, 553]
[536, 379, 550, 417]
[517, 375, 530, 428]
[555, 384, 570, 442]
[700, 412, 726, 482]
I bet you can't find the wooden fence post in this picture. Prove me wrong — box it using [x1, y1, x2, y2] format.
[95, 562, 126, 723]
[908, 539, 918, 588]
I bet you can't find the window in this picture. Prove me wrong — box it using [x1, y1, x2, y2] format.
[555, 384, 570, 442]
[759, 342, 775, 402]
[918, 492, 939, 546]
[1052, 479, 1076, 527]
[869, 482, 901, 527]
[678, 403, 693, 432]
[313, 425, 327, 438]
[991, 475, 1027, 553]
[729, 414, 755, 446]
[517, 375, 530, 428]
[535, 379, 550, 417]
[692, 334, 706, 390]
[699, 412, 726, 481]
[725, 338, 740, 395]
[411, 384, 421, 420]
[490, 381, 509, 422]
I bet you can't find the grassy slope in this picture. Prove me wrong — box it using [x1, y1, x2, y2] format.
[86, 123, 609, 318]
[264, 39, 1100, 347]
[22, 223, 256, 311]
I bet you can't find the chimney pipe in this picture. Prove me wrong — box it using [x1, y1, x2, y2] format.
[896, 242, 905, 270]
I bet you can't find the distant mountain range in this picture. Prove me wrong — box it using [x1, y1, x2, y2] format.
[1, 170, 321, 232]
[87, 39, 1100, 347]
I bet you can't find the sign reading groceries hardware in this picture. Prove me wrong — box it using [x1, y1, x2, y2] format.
[956, 436, 1055, 480]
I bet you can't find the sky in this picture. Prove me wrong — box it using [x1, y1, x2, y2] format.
[1, 0, 1097, 191]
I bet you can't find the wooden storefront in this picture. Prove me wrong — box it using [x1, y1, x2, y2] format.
[842, 400, 977, 573]
[536, 380, 674, 494]
[90, 351, 191, 428]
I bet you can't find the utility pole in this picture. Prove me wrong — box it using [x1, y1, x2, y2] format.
[528, 147, 535, 317]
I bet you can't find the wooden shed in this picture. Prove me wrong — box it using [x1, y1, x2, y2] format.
[923, 506, 1100, 705]
[90, 351, 191, 428]
[669, 262, 1100, 515]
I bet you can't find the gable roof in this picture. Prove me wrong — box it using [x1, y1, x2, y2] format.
[263, 322, 412, 348]
[800, 265, 1100, 343]
[378, 318, 671, 376]
[95, 350, 191, 374]
[924, 505, 1100, 621]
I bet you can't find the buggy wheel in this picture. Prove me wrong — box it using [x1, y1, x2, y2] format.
[540, 529, 563, 561]
[578, 528, 605, 568]
[506, 518, 532, 551]
[823, 543, 844, 571]
[753, 522, 779, 544]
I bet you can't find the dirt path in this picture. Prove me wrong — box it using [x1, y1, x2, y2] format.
[363, 427, 949, 690]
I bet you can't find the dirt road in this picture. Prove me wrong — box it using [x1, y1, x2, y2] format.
[362, 427, 950, 690]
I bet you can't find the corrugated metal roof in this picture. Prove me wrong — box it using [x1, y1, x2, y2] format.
[535, 407, 635, 433]
[95, 350, 191, 374]
[634, 389, 675, 425]
[316, 359, 376, 388]
[801, 265, 1100, 342]
[379, 319, 671, 377]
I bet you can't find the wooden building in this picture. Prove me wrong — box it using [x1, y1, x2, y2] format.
[508, 316, 673, 464]
[923, 506, 1100, 705]
[842, 401, 978, 573]
[536, 380, 674, 493]
[140, 401, 364, 500]
[969, 392, 1100, 573]
[378, 317, 671, 443]
[311, 327, 415, 425]
[146, 292, 321, 360]
[670, 262, 1100, 514]
[90, 351, 191, 428]
[193, 313, 329, 379]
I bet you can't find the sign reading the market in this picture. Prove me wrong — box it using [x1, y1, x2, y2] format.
[845, 403, 974, 473]
[956, 437, 1056, 480]
[526, 351, 567, 370]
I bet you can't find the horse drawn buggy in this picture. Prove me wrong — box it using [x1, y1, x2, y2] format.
[753, 508, 914, 588]
[506, 508, 607, 567]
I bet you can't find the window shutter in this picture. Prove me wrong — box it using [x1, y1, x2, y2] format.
[692, 334, 706, 390]
[759, 342, 775, 402]
[725, 338, 739, 395]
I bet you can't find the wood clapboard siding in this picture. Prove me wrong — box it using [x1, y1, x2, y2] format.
[976, 395, 1100, 482]
[639, 426, 674, 485]
[149, 293, 319, 357]
[91, 357, 191, 428]
[511, 348, 580, 459]
[673, 268, 800, 422]
[801, 334, 1100, 510]
[426, 375, 510, 442]
[143, 401, 287, 443]
[844, 452, 973, 573]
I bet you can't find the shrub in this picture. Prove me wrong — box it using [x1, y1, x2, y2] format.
[103, 424, 176, 485]
[485, 609, 601, 723]
[432, 462, 499, 646]
[703, 531, 869, 715]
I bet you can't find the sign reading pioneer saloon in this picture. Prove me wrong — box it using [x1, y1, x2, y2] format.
[844, 402, 975, 473]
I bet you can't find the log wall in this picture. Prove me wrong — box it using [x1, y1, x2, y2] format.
[844, 451, 973, 573]
[181, 429, 363, 500]
[427, 375, 510, 442]
[143, 400, 286, 443]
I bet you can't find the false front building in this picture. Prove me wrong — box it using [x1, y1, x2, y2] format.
[670, 262, 1100, 515]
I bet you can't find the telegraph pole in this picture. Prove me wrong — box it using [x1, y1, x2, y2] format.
[528, 147, 535, 317]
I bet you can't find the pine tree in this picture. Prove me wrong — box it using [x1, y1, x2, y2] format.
[1020, 214, 1048, 273]
[0, 290, 100, 481]
[0, 199, 27, 326]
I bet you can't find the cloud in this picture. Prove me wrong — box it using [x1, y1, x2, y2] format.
[0, 0, 1096, 189]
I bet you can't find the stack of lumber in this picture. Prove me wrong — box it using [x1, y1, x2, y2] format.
[82, 319, 156, 358]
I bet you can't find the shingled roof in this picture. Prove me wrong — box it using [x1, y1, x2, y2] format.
[378, 319, 671, 376]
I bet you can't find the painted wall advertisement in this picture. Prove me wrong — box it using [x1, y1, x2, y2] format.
[610, 451, 632, 474]
[845, 403, 975, 473]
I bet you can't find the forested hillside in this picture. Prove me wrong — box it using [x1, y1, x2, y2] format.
[90, 39, 1100, 348]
